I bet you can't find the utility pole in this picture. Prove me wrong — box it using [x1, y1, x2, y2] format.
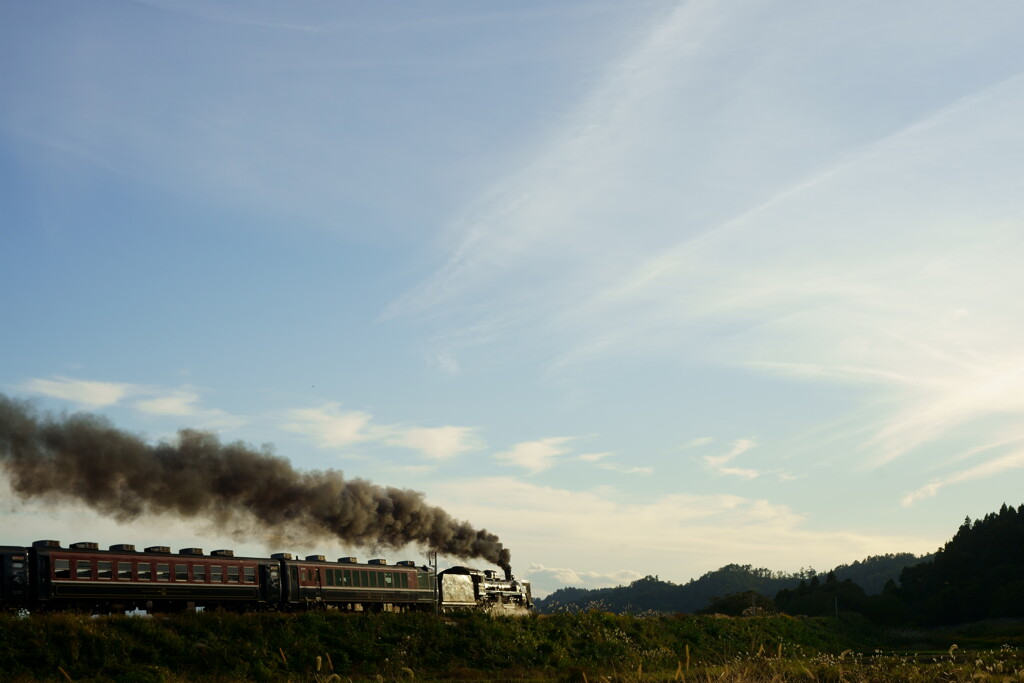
[432, 551, 439, 616]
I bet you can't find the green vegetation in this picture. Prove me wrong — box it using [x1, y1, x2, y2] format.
[2, 610, 1023, 682]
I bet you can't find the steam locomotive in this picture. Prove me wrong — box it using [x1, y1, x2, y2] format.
[0, 540, 532, 615]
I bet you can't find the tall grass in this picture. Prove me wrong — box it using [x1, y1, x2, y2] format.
[1, 610, 1022, 681]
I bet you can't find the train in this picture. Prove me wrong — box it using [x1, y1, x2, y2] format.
[0, 539, 533, 615]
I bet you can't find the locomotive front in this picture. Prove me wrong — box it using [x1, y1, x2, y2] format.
[437, 566, 533, 615]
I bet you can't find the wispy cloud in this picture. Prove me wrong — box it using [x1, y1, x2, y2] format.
[134, 390, 203, 416]
[527, 563, 644, 593]
[16, 376, 248, 432]
[282, 402, 482, 461]
[678, 437, 713, 450]
[864, 362, 1024, 468]
[281, 403, 373, 449]
[384, 0, 1024, 508]
[384, 1, 718, 322]
[20, 376, 136, 408]
[902, 449, 1024, 507]
[384, 426, 482, 461]
[703, 439, 759, 479]
[133, 389, 246, 431]
[597, 462, 653, 475]
[495, 437, 576, 474]
[576, 451, 651, 474]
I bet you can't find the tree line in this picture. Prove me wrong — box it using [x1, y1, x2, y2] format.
[538, 503, 1024, 626]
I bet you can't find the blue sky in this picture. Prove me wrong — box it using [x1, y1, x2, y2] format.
[2, 0, 1024, 596]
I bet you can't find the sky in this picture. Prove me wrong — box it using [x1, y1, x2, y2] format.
[2, 0, 1024, 597]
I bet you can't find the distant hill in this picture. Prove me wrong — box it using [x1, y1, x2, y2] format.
[536, 564, 798, 614]
[831, 553, 931, 594]
[536, 503, 1024, 626]
[535, 554, 930, 615]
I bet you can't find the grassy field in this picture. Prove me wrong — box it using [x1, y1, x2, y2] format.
[1, 610, 1022, 682]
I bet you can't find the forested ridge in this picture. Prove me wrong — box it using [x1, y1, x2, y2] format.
[538, 502, 1024, 627]
[536, 553, 927, 616]
[897, 502, 1024, 625]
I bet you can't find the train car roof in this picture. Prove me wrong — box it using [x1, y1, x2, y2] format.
[27, 541, 272, 561]
[275, 555, 427, 570]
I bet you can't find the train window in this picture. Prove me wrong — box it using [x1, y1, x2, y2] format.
[175, 564, 188, 581]
[400, 573, 408, 589]
[193, 565, 206, 582]
[76, 560, 92, 580]
[383, 572, 393, 587]
[370, 572, 379, 588]
[54, 559, 71, 579]
[118, 562, 132, 580]
[342, 570, 351, 587]
[138, 562, 152, 580]
[211, 565, 222, 582]
[228, 566, 239, 583]
[97, 561, 113, 580]
[157, 564, 170, 581]
[244, 567, 255, 583]
[417, 572, 428, 590]
[326, 569, 335, 587]
[360, 570, 369, 587]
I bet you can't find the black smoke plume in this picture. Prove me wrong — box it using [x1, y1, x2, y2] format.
[0, 394, 511, 575]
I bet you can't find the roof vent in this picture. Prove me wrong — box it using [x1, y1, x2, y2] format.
[178, 548, 204, 556]
[368, 558, 388, 565]
[211, 549, 234, 557]
[338, 556, 358, 564]
[397, 560, 416, 567]
[70, 542, 99, 550]
[145, 546, 171, 554]
[305, 554, 326, 562]
[271, 552, 293, 560]
[33, 540, 61, 548]
[109, 544, 136, 552]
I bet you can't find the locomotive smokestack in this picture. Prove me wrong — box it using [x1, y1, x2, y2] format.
[0, 394, 512, 576]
